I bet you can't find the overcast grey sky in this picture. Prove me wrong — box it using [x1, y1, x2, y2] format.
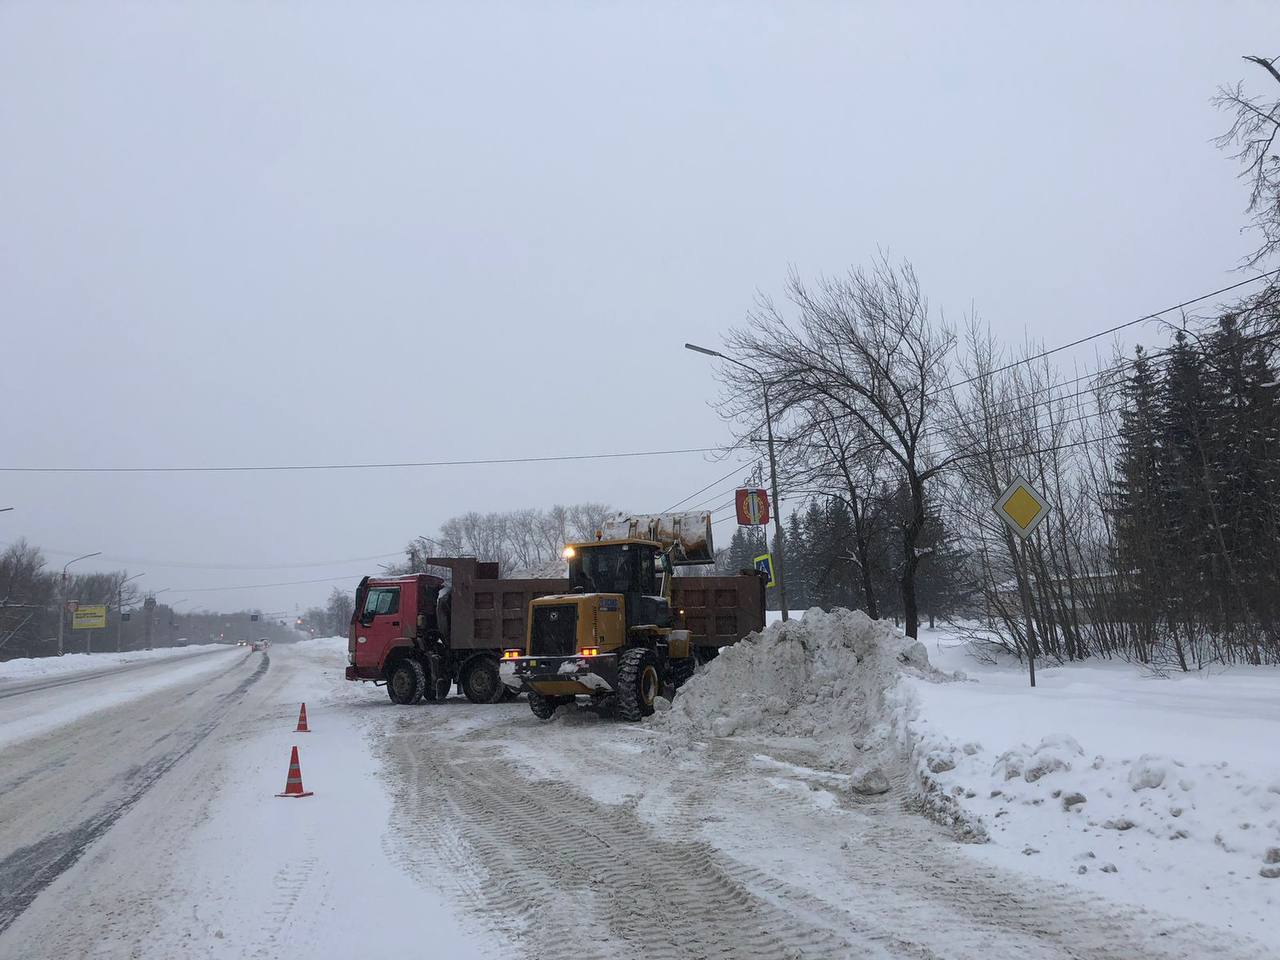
[1, 1, 1275, 613]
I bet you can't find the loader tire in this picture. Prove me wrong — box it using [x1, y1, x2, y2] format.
[669, 653, 696, 690]
[616, 648, 660, 722]
[461, 656, 503, 704]
[387, 658, 426, 705]
[528, 690, 571, 720]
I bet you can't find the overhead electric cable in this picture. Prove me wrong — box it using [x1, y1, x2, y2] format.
[932, 269, 1280, 396]
[0, 446, 720, 474]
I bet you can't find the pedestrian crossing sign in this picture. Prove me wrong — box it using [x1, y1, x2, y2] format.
[754, 553, 776, 588]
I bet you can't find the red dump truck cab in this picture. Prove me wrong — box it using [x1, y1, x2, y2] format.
[346, 574, 442, 683]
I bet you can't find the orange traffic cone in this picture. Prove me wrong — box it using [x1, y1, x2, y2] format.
[295, 703, 310, 733]
[276, 745, 314, 798]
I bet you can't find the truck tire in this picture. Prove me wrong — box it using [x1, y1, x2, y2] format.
[669, 653, 696, 689]
[528, 690, 570, 720]
[616, 648, 660, 721]
[422, 654, 452, 702]
[461, 656, 503, 704]
[387, 658, 426, 705]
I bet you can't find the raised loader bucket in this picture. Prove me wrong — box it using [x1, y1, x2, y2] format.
[600, 512, 714, 566]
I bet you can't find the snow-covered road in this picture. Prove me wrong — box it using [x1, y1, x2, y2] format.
[0, 636, 1271, 959]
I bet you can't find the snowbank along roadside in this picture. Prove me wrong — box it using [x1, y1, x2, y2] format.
[0, 642, 230, 682]
[910, 632, 1280, 944]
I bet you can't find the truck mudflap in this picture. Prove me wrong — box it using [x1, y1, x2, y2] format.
[501, 653, 619, 698]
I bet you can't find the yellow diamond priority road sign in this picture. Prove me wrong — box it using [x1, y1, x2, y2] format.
[993, 477, 1051, 539]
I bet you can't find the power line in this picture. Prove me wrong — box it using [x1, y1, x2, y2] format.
[0, 446, 722, 475]
[933, 269, 1280, 397]
[6, 544, 405, 571]
[927, 326, 1280, 439]
[662, 460, 758, 512]
[172, 573, 367, 593]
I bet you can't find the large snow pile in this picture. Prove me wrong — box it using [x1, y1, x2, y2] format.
[908, 632, 1280, 941]
[656, 608, 968, 821]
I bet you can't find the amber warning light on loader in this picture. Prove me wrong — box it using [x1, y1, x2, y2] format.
[736, 488, 770, 526]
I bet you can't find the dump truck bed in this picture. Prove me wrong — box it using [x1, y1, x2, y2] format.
[427, 558, 765, 653]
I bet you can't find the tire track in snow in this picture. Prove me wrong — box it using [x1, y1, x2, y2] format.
[0, 653, 270, 934]
[380, 715, 865, 960]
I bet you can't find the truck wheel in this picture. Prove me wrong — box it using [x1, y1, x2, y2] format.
[387, 658, 425, 705]
[461, 656, 504, 704]
[669, 654, 696, 689]
[616, 648, 659, 721]
[528, 690, 570, 720]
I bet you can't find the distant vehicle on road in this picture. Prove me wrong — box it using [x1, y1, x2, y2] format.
[236, 639, 248, 647]
[250, 640, 267, 652]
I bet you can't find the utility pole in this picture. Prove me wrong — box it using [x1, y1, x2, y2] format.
[143, 596, 156, 651]
[58, 551, 101, 656]
[116, 573, 144, 652]
[760, 382, 789, 623]
[685, 343, 789, 621]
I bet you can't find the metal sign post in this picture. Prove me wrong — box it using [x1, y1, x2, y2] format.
[992, 477, 1052, 687]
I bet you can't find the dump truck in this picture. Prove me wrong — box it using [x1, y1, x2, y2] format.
[345, 523, 764, 707]
[499, 512, 754, 720]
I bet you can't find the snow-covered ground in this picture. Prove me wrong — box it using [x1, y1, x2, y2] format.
[912, 628, 1280, 944]
[0, 644, 238, 749]
[0, 642, 230, 682]
[2, 616, 1275, 958]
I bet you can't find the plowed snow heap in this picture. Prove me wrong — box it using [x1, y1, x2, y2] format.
[655, 608, 953, 788]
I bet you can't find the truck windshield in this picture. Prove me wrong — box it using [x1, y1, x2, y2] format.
[362, 587, 399, 617]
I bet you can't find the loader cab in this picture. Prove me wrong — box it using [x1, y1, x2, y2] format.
[565, 539, 672, 630]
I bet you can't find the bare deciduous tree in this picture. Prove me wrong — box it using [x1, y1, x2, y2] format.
[722, 257, 957, 637]
[1215, 54, 1280, 266]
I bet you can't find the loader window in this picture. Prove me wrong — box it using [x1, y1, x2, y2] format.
[571, 545, 634, 595]
[362, 587, 400, 618]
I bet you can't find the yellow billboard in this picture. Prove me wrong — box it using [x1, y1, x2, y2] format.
[71, 605, 108, 630]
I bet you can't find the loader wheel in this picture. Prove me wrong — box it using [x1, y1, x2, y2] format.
[387, 658, 426, 705]
[669, 653, 696, 690]
[616, 648, 660, 721]
[461, 656, 503, 704]
[528, 690, 571, 720]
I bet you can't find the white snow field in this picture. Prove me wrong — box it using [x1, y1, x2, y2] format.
[0, 618, 1274, 959]
[911, 629, 1280, 945]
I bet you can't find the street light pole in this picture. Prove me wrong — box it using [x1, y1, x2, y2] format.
[685, 343, 789, 622]
[58, 551, 102, 656]
[116, 573, 145, 652]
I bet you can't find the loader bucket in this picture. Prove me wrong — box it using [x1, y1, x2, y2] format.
[600, 512, 714, 565]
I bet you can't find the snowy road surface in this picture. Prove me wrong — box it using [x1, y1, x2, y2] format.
[0, 637, 1271, 959]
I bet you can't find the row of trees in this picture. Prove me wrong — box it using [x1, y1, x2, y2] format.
[0, 539, 295, 660]
[393, 503, 614, 577]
